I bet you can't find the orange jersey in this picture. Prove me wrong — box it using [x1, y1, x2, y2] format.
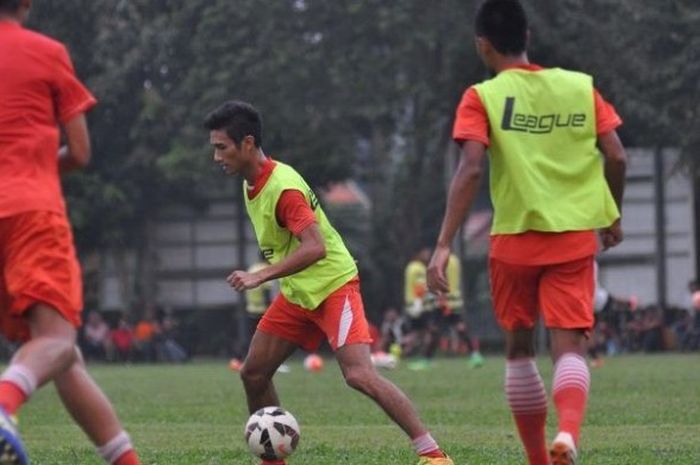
[0, 21, 96, 218]
[452, 63, 621, 265]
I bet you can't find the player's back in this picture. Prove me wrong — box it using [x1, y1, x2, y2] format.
[0, 23, 65, 136]
[0, 21, 94, 218]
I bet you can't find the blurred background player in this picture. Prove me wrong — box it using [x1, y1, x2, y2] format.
[205, 101, 453, 465]
[427, 1, 627, 464]
[439, 253, 484, 368]
[403, 248, 439, 370]
[229, 257, 277, 371]
[0, 1, 140, 464]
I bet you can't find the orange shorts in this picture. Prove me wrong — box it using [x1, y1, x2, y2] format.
[0, 211, 83, 341]
[257, 277, 372, 352]
[489, 255, 595, 331]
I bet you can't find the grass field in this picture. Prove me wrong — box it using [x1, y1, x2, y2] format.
[15, 354, 700, 464]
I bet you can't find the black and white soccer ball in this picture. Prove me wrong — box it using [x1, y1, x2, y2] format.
[244, 406, 300, 460]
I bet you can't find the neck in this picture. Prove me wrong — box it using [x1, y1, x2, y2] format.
[492, 52, 530, 74]
[242, 150, 267, 185]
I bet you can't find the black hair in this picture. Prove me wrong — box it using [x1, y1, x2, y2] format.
[203, 100, 263, 148]
[0, 0, 21, 13]
[475, 0, 528, 55]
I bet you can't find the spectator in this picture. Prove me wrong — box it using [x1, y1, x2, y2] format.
[133, 309, 161, 362]
[157, 311, 188, 363]
[81, 311, 111, 361]
[110, 316, 134, 362]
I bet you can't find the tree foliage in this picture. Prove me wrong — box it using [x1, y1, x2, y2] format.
[26, 0, 700, 311]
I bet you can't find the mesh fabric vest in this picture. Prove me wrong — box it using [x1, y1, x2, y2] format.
[474, 68, 619, 234]
[244, 162, 357, 310]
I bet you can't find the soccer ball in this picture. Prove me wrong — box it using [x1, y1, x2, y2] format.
[303, 353, 324, 372]
[245, 406, 300, 460]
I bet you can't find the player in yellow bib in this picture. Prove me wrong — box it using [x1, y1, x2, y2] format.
[427, 2, 627, 465]
[204, 101, 453, 465]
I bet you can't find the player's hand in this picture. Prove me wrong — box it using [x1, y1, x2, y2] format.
[427, 245, 450, 294]
[226, 270, 264, 292]
[599, 219, 623, 250]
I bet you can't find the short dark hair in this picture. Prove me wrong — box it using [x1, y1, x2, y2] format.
[0, 0, 22, 13]
[203, 100, 263, 148]
[475, 0, 528, 55]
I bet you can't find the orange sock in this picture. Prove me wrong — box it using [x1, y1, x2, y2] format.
[552, 353, 590, 445]
[553, 387, 587, 444]
[113, 449, 140, 465]
[505, 358, 548, 465]
[0, 381, 28, 415]
[512, 412, 548, 465]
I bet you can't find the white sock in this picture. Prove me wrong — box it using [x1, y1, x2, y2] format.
[98, 431, 133, 464]
[553, 431, 577, 457]
[0, 364, 38, 396]
[412, 432, 440, 455]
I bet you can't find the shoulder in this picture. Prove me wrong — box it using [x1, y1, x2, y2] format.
[18, 27, 66, 56]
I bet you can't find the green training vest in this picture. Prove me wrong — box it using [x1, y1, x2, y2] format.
[474, 68, 619, 234]
[244, 161, 358, 310]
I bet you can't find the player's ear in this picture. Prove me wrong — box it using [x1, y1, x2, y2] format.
[242, 134, 256, 151]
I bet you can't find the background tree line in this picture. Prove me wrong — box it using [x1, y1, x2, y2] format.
[26, 0, 700, 317]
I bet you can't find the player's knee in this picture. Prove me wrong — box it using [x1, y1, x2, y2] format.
[240, 363, 270, 389]
[343, 367, 374, 393]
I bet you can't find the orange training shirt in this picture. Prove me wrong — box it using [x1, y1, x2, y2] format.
[0, 21, 96, 218]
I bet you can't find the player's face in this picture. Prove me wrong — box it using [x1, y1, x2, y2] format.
[210, 130, 252, 175]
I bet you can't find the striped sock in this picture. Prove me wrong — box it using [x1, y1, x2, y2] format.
[0, 364, 38, 415]
[98, 431, 139, 464]
[552, 353, 590, 445]
[412, 432, 444, 457]
[505, 358, 548, 465]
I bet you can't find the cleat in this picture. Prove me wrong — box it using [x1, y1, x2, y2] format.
[0, 408, 28, 465]
[417, 454, 454, 465]
[468, 351, 484, 368]
[550, 432, 577, 465]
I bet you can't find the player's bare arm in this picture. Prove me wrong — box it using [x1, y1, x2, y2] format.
[597, 129, 627, 250]
[59, 113, 91, 172]
[227, 223, 326, 292]
[427, 140, 487, 293]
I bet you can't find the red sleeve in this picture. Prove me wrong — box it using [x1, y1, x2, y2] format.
[593, 89, 622, 135]
[275, 189, 318, 236]
[452, 86, 490, 146]
[52, 45, 97, 123]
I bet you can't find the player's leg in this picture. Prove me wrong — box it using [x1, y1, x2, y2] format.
[0, 305, 76, 415]
[490, 258, 549, 465]
[240, 330, 297, 413]
[541, 255, 595, 464]
[316, 280, 452, 464]
[335, 343, 451, 462]
[52, 345, 139, 464]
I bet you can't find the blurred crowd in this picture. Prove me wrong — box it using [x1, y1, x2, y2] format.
[588, 279, 700, 362]
[80, 307, 188, 363]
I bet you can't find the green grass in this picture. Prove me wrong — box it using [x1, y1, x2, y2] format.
[15, 354, 700, 464]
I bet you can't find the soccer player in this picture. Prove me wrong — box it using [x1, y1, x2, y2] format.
[426, 1, 627, 464]
[440, 253, 484, 368]
[403, 248, 439, 370]
[0, 1, 140, 464]
[204, 101, 453, 465]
